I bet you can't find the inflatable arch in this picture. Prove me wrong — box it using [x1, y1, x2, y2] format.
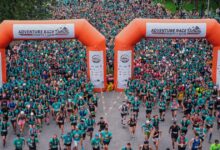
[114, 19, 220, 91]
[0, 19, 107, 92]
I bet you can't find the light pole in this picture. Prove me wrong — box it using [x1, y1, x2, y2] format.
[207, 0, 210, 17]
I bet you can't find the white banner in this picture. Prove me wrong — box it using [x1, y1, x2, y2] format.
[89, 51, 104, 88]
[146, 23, 206, 38]
[0, 53, 2, 88]
[217, 50, 220, 89]
[13, 24, 74, 39]
[117, 50, 132, 89]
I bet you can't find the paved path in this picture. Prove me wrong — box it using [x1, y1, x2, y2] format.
[0, 91, 219, 149]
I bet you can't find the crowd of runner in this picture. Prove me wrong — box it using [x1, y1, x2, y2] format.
[0, 0, 220, 150]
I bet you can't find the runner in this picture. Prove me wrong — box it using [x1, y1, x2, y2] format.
[119, 101, 129, 125]
[91, 133, 101, 150]
[27, 134, 39, 150]
[100, 127, 112, 150]
[121, 142, 133, 150]
[8, 106, 18, 133]
[183, 99, 193, 119]
[0, 118, 10, 147]
[191, 113, 203, 129]
[51, 99, 61, 118]
[170, 98, 179, 121]
[151, 115, 160, 129]
[78, 106, 88, 120]
[13, 134, 25, 150]
[177, 133, 188, 150]
[158, 99, 166, 121]
[49, 134, 61, 150]
[17, 111, 26, 134]
[28, 112, 36, 129]
[152, 127, 161, 150]
[86, 115, 96, 140]
[169, 121, 181, 149]
[139, 141, 153, 150]
[127, 115, 137, 138]
[180, 116, 191, 135]
[36, 105, 45, 129]
[88, 100, 97, 118]
[210, 139, 220, 150]
[29, 124, 39, 138]
[204, 113, 215, 143]
[194, 124, 207, 142]
[71, 127, 82, 150]
[78, 119, 88, 144]
[43, 101, 50, 125]
[189, 134, 202, 150]
[131, 97, 141, 119]
[61, 132, 72, 150]
[56, 112, 65, 134]
[141, 119, 154, 141]
[70, 111, 79, 129]
[145, 99, 153, 119]
[97, 117, 108, 132]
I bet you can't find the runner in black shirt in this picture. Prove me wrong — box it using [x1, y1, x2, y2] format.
[97, 117, 107, 132]
[169, 121, 181, 149]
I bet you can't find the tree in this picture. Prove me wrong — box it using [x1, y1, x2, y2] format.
[0, 0, 55, 22]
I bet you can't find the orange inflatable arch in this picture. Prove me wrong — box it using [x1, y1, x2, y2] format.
[114, 18, 220, 91]
[0, 19, 107, 92]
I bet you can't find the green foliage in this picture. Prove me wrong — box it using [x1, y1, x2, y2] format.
[0, 0, 55, 22]
[153, 0, 220, 13]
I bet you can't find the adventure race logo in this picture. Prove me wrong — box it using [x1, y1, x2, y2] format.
[151, 26, 201, 35]
[13, 24, 74, 39]
[18, 26, 69, 37]
[120, 54, 130, 63]
[146, 23, 206, 37]
[92, 55, 101, 63]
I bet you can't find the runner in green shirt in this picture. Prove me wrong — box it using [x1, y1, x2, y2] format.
[13, 134, 25, 150]
[121, 142, 133, 150]
[49, 134, 61, 150]
[131, 97, 141, 119]
[91, 133, 101, 150]
[180, 116, 191, 135]
[145, 100, 153, 119]
[71, 127, 82, 149]
[100, 128, 112, 150]
[61, 132, 72, 150]
[86, 115, 96, 140]
[26, 134, 39, 150]
[158, 99, 166, 121]
[210, 139, 220, 150]
[141, 120, 154, 141]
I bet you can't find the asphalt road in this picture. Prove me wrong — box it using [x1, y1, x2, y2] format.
[0, 91, 219, 150]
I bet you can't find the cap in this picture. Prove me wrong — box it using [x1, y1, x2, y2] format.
[20, 111, 24, 114]
[146, 120, 150, 124]
[31, 112, 34, 116]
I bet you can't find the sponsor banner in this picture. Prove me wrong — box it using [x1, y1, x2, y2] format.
[117, 50, 132, 89]
[89, 51, 104, 88]
[0, 53, 2, 88]
[217, 50, 220, 89]
[13, 24, 74, 39]
[146, 23, 206, 38]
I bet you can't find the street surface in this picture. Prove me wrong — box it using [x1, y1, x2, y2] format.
[0, 91, 219, 150]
